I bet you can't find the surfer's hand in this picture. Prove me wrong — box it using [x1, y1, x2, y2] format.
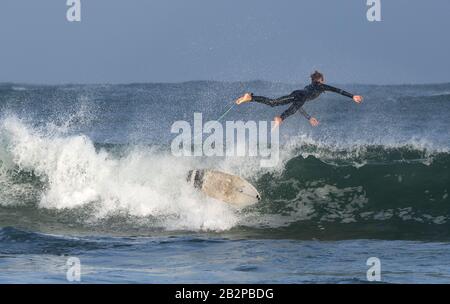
[309, 117, 319, 127]
[353, 95, 363, 104]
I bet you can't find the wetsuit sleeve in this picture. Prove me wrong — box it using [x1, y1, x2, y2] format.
[280, 102, 311, 121]
[321, 84, 354, 98]
[298, 107, 312, 120]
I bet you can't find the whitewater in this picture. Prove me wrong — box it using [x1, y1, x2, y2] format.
[0, 81, 449, 283]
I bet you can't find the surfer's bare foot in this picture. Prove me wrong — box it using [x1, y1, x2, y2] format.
[353, 95, 363, 104]
[271, 116, 283, 131]
[274, 116, 283, 127]
[235, 93, 253, 105]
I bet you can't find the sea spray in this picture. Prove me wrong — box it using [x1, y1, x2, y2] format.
[0, 116, 239, 231]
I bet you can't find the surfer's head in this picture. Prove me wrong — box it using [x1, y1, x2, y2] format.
[311, 71, 324, 84]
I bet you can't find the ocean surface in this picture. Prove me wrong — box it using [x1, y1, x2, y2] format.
[0, 81, 449, 283]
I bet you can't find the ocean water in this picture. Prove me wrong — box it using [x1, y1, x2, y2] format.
[0, 81, 449, 283]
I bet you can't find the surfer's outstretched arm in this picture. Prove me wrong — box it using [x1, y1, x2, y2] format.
[321, 84, 363, 103]
[321, 84, 354, 98]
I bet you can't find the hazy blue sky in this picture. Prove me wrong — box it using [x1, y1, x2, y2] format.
[1, 0, 449, 84]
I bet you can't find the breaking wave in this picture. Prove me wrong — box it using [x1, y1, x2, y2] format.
[0, 115, 448, 240]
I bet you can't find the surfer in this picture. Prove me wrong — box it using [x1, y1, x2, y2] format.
[235, 71, 363, 127]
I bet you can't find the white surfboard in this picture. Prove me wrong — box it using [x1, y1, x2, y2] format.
[187, 169, 261, 208]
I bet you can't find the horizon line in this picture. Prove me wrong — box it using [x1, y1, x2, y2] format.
[1, 79, 450, 87]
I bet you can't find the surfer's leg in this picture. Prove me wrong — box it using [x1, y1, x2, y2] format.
[253, 94, 295, 107]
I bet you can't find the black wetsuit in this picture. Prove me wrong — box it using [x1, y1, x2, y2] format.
[252, 82, 354, 121]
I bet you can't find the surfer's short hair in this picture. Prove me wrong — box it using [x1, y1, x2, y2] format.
[311, 71, 324, 82]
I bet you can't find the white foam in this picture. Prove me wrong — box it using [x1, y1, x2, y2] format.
[0, 116, 239, 231]
[0, 113, 447, 232]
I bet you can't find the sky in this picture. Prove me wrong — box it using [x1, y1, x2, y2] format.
[0, 0, 449, 84]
